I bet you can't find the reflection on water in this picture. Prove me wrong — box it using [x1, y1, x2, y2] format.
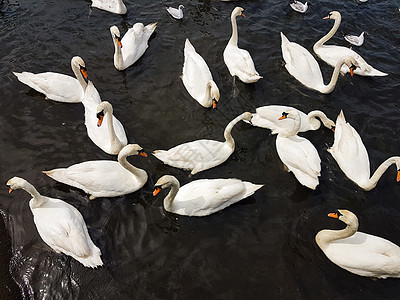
[1, 0, 400, 299]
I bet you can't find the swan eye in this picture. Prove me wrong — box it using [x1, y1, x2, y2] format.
[279, 112, 288, 120]
[153, 186, 162, 196]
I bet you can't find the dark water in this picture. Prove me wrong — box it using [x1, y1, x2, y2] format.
[1, 0, 400, 299]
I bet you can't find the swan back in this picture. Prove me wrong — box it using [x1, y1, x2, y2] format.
[91, 0, 127, 14]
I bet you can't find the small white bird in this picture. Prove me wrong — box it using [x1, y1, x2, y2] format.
[289, 0, 309, 13]
[91, 0, 127, 14]
[344, 31, 367, 46]
[6, 177, 103, 268]
[166, 4, 184, 20]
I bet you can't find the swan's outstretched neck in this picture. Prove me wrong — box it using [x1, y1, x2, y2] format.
[8, 178, 44, 208]
[361, 157, 400, 191]
[229, 11, 239, 46]
[163, 178, 180, 212]
[224, 113, 246, 149]
[313, 13, 341, 52]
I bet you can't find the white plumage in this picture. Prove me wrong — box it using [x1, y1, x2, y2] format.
[91, 0, 127, 14]
[166, 4, 184, 19]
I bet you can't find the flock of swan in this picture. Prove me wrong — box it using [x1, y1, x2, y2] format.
[6, 1, 400, 282]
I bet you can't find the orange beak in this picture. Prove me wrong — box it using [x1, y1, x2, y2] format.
[8, 188, 13, 193]
[323, 16, 329, 20]
[212, 100, 217, 109]
[139, 151, 148, 157]
[350, 68, 354, 77]
[328, 212, 339, 219]
[97, 115, 104, 127]
[241, 13, 245, 17]
[153, 187, 161, 196]
[279, 115, 287, 120]
[397, 170, 400, 182]
[331, 127, 335, 132]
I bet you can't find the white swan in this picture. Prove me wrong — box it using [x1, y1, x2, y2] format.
[313, 11, 387, 76]
[316, 209, 400, 278]
[289, 0, 309, 13]
[91, 0, 127, 14]
[6, 177, 103, 268]
[153, 112, 253, 175]
[276, 109, 321, 189]
[182, 38, 220, 108]
[166, 4, 184, 19]
[110, 23, 157, 71]
[344, 31, 367, 47]
[82, 84, 128, 155]
[223, 7, 262, 83]
[328, 110, 400, 190]
[153, 175, 263, 216]
[43, 144, 148, 199]
[13, 56, 89, 103]
[281, 32, 358, 94]
[250, 105, 335, 135]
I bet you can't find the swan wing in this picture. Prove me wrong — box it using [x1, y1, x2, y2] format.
[223, 45, 261, 82]
[13, 72, 83, 103]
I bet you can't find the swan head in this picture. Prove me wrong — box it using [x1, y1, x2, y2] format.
[340, 56, 359, 76]
[6, 176, 28, 193]
[153, 175, 180, 196]
[328, 209, 358, 227]
[118, 144, 147, 158]
[96, 101, 113, 127]
[240, 112, 253, 124]
[178, 5, 184, 10]
[110, 26, 122, 48]
[323, 11, 341, 20]
[71, 56, 88, 84]
[232, 7, 245, 18]
[278, 109, 300, 121]
[208, 81, 220, 109]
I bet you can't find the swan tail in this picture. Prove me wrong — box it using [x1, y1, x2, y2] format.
[13, 71, 45, 94]
[366, 68, 388, 77]
[152, 150, 167, 161]
[336, 110, 346, 125]
[243, 182, 264, 198]
[73, 246, 103, 268]
[42, 169, 69, 184]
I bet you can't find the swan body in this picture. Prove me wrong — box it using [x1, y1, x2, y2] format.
[276, 109, 321, 189]
[153, 112, 252, 175]
[6, 177, 103, 268]
[223, 7, 262, 83]
[91, 0, 127, 14]
[316, 209, 400, 278]
[328, 110, 400, 190]
[43, 144, 148, 199]
[153, 175, 263, 216]
[250, 105, 335, 135]
[289, 0, 309, 13]
[313, 11, 387, 76]
[83, 83, 128, 155]
[344, 31, 366, 46]
[110, 23, 157, 71]
[281, 32, 358, 94]
[166, 4, 184, 19]
[13, 56, 88, 103]
[182, 38, 220, 108]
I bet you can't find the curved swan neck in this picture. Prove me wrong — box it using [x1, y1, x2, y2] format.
[71, 63, 88, 91]
[105, 108, 123, 153]
[113, 37, 123, 70]
[321, 57, 347, 94]
[202, 81, 213, 107]
[307, 111, 332, 128]
[313, 15, 341, 52]
[229, 13, 239, 46]
[362, 157, 400, 191]
[163, 179, 180, 211]
[224, 114, 244, 149]
[118, 154, 146, 177]
[317, 219, 358, 248]
[21, 181, 45, 208]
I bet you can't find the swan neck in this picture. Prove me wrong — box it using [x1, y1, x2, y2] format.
[118, 155, 145, 178]
[317, 219, 358, 248]
[229, 14, 239, 46]
[202, 81, 213, 107]
[164, 180, 180, 211]
[113, 38, 123, 69]
[362, 157, 399, 191]
[105, 109, 122, 153]
[313, 16, 341, 51]
[72, 63, 88, 91]
[322, 57, 346, 94]
[224, 114, 243, 149]
[22, 182, 44, 208]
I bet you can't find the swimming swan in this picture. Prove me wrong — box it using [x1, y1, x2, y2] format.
[83, 85, 128, 155]
[91, 0, 127, 14]
[223, 7, 262, 83]
[313, 11, 387, 76]
[43, 144, 148, 199]
[327, 110, 400, 190]
[13, 56, 89, 103]
[153, 175, 263, 216]
[276, 109, 321, 189]
[153, 112, 253, 175]
[281, 32, 358, 94]
[182, 38, 220, 108]
[250, 105, 335, 135]
[110, 23, 157, 71]
[316, 209, 400, 278]
[166, 4, 184, 19]
[289, 0, 309, 13]
[6, 177, 103, 268]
